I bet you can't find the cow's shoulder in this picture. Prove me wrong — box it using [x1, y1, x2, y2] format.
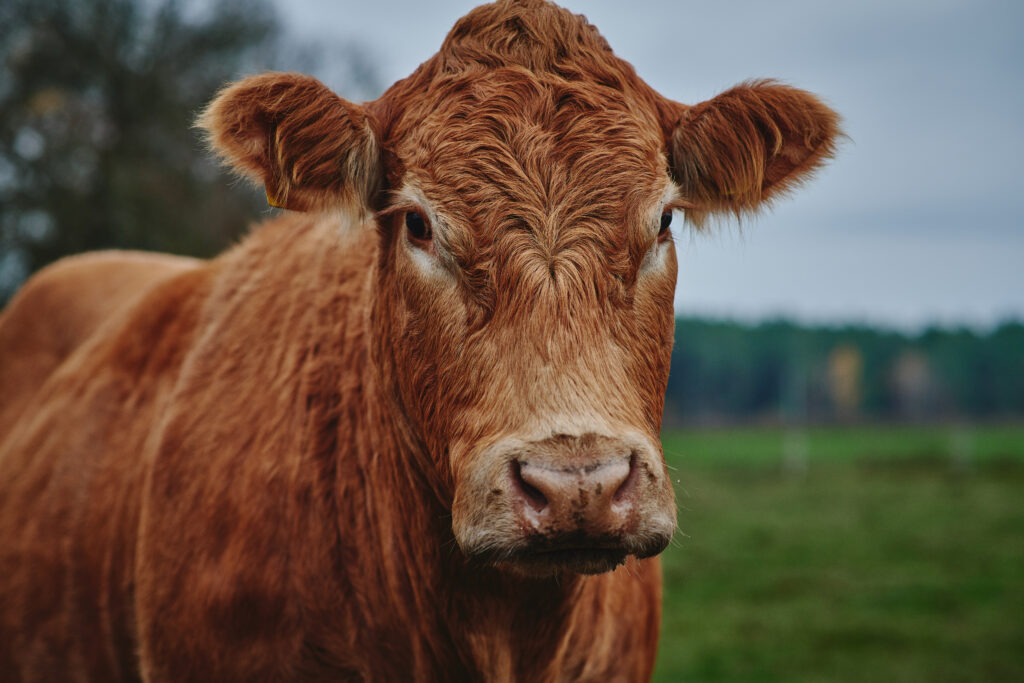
[0, 250, 200, 433]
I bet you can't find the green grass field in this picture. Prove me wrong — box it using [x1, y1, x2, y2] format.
[653, 424, 1024, 682]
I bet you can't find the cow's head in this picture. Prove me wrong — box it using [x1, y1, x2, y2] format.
[200, 0, 839, 576]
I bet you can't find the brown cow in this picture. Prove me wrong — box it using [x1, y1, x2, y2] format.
[0, 1, 839, 680]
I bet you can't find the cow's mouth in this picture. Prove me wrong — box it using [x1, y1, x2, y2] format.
[504, 546, 629, 576]
[468, 533, 661, 577]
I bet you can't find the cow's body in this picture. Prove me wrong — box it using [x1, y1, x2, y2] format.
[0, 1, 839, 679]
[0, 219, 660, 680]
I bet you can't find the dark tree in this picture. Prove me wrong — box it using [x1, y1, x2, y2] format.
[0, 0, 374, 301]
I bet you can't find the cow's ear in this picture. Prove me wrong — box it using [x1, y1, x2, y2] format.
[198, 72, 382, 214]
[664, 80, 840, 225]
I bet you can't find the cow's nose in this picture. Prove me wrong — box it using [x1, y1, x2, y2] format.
[511, 455, 638, 534]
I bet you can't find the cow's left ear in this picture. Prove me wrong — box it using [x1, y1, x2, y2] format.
[198, 72, 382, 214]
[664, 80, 841, 224]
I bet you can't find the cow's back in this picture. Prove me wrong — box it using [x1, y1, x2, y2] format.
[0, 251, 211, 680]
[0, 251, 200, 434]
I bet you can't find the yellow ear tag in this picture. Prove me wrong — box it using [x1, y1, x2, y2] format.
[265, 188, 283, 209]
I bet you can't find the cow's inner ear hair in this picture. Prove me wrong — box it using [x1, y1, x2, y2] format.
[197, 72, 384, 217]
[665, 79, 842, 227]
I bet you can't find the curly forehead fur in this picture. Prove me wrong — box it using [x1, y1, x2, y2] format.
[371, 0, 676, 311]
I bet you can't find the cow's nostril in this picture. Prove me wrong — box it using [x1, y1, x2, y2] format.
[613, 450, 640, 504]
[512, 460, 548, 512]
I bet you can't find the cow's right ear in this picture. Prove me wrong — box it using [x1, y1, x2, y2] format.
[198, 72, 382, 214]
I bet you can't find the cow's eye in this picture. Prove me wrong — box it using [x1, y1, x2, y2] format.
[405, 212, 432, 244]
[658, 210, 672, 238]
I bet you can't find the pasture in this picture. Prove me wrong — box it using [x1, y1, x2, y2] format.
[654, 424, 1024, 682]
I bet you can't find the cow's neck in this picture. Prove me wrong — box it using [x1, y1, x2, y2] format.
[313, 259, 587, 678]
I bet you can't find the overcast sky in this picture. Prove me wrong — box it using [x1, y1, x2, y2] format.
[275, 0, 1023, 331]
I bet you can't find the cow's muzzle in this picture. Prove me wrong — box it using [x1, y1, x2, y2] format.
[452, 432, 676, 576]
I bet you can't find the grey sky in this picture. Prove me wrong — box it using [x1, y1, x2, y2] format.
[276, 1, 1023, 330]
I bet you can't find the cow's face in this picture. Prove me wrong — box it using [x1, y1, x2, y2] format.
[200, 1, 839, 576]
[372, 67, 680, 576]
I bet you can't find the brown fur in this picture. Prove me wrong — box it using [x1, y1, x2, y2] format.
[0, 251, 198, 436]
[0, 1, 838, 680]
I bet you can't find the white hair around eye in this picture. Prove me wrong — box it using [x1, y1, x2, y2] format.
[393, 183, 457, 280]
[639, 182, 682, 275]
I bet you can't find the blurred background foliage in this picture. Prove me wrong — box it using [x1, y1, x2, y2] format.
[0, 0, 379, 301]
[1, 1, 1021, 681]
[666, 318, 1024, 426]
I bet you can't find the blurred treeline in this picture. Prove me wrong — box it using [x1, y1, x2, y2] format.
[666, 318, 1024, 425]
[0, 0, 379, 302]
